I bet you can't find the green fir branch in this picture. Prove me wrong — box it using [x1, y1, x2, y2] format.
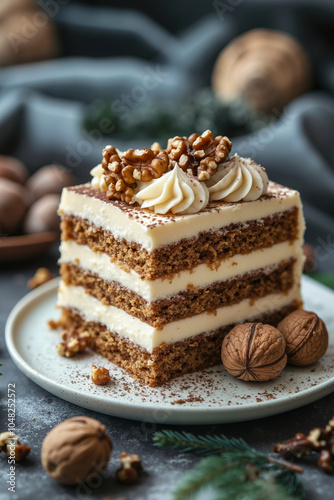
[153, 430, 250, 455]
[173, 454, 258, 500]
[312, 273, 334, 290]
[153, 430, 306, 500]
[273, 468, 306, 500]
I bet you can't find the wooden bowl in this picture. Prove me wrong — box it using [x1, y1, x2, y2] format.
[0, 232, 58, 262]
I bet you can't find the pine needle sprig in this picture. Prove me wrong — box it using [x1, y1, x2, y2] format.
[153, 430, 306, 500]
[173, 455, 301, 500]
[273, 468, 306, 500]
[153, 429, 250, 455]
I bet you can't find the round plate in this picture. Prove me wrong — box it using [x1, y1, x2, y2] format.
[0, 232, 58, 262]
[5, 276, 334, 425]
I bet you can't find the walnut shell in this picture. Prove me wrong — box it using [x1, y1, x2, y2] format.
[0, 178, 29, 233]
[277, 310, 328, 366]
[41, 416, 112, 485]
[0, 155, 28, 184]
[212, 29, 311, 113]
[23, 194, 60, 234]
[221, 322, 287, 382]
[0, 4, 59, 66]
[26, 165, 76, 201]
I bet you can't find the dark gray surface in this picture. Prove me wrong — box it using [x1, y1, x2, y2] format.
[0, 245, 334, 500]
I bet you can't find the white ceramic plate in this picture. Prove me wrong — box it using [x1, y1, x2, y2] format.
[5, 276, 334, 425]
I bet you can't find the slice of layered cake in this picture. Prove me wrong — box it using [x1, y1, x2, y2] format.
[57, 131, 305, 386]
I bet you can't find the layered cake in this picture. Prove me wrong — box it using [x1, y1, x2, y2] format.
[57, 131, 305, 386]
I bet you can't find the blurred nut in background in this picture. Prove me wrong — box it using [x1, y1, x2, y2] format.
[0, 0, 33, 18]
[212, 29, 311, 113]
[26, 165, 76, 200]
[23, 193, 60, 234]
[0, 159, 75, 236]
[0, 0, 59, 66]
[303, 243, 317, 273]
[0, 155, 29, 184]
[0, 178, 29, 233]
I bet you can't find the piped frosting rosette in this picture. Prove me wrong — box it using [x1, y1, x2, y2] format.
[207, 154, 268, 202]
[135, 164, 209, 215]
[90, 164, 107, 192]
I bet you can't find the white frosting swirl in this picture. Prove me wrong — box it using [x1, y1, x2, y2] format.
[207, 154, 268, 202]
[90, 153, 269, 213]
[90, 164, 108, 192]
[135, 164, 209, 215]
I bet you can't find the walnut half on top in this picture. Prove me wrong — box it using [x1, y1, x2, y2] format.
[101, 145, 169, 203]
[167, 130, 232, 181]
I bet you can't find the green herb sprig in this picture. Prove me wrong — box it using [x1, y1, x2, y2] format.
[153, 430, 306, 500]
[84, 89, 269, 143]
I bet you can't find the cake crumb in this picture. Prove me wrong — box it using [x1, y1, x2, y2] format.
[28, 267, 56, 289]
[48, 318, 61, 330]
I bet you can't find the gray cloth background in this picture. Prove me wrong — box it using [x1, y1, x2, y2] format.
[0, 0, 333, 270]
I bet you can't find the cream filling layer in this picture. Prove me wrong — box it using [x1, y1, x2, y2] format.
[59, 240, 302, 302]
[58, 282, 302, 352]
[59, 183, 304, 251]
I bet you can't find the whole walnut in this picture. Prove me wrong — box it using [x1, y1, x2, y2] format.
[41, 416, 112, 485]
[0, 155, 29, 184]
[23, 194, 60, 234]
[0, 178, 29, 233]
[277, 310, 328, 366]
[0, 0, 59, 66]
[212, 29, 311, 113]
[26, 165, 76, 201]
[221, 322, 287, 382]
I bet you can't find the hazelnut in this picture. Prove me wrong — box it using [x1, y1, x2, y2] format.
[303, 243, 317, 273]
[23, 194, 60, 234]
[0, 156, 28, 184]
[0, 178, 29, 233]
[41, 416, 112, 485]
[221, 322, 287, 382]
[26, 165, 75, 200]
[277, 310, 328, 366]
